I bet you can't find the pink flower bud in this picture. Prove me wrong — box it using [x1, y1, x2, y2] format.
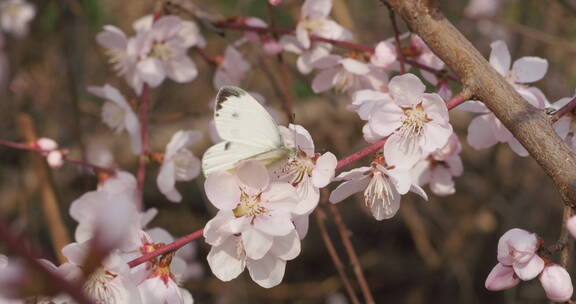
[567, 215, 576, 239]
[540, 265, 573, 302]
[36, 137, 58, 151]
[46, 151, 64, 168]
[485, 263, 520, 291]
[268, 0, 282, 5]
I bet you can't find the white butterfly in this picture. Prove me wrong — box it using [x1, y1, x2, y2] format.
[201, 86, 293, 175]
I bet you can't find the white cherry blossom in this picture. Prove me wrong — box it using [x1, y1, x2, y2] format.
[0, 0, 35, 37]
[213, 45, 251, 89]
[295, 0, 352, 49]
[311, 55, 387, 94]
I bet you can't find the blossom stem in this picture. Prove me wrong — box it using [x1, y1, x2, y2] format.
[552, 95, 576, 122]
[0, 138, 115, 174]
[0, 219, 96, 304]
[445, 90, 472, 109]
[326, 196, 375, 304]
[386, 4, 406, 74]
[314, 207, 362, 304]
[127, 228, 204, 268]
[137, 84, 151, 210]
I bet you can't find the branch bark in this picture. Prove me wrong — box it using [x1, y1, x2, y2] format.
[382, 0, 576, 206]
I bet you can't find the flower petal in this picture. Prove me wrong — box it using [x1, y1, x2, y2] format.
[389, 73, 426, 106]
[489, 40, 511, 76]
[204, 171, 240, 210]
[512, 57, 548, 83]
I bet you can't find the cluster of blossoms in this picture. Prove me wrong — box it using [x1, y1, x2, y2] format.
[0, 172, 201, 303]
[486, 228, 573, 302]
[2, 0, 576, 302]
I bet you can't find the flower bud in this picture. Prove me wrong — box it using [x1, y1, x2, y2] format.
[540, 264, 573, 302]
[485, 263, 520, 291]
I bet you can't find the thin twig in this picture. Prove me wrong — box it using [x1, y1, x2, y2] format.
[386, 4, 406, 74]
[325, 193, 375, 304]
[127, 228, 204, 268]
[400, 200, 441, 268]
[314, 208, 361, 304]
[0, 219, 95, 304]
[559, 205, 574, 267]
[0, 138, 116, 175]
[137, 84, 151, 210]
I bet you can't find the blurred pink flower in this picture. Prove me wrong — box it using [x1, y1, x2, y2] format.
[329, 160, 427, 220]
[540, 264, 573, 302]
[464, 0, 502, 18]
[279, 35, 332, 74]
[157, 130, 202, 202]
[296, 0, 352, 49]
[497, 228, 544, 281]
[0, 0, 35, 37]
[568, 215, 576, 239]
[485, 263, 520, 291]
[311, 55, 387, 94]
[268, 0, 283, 5]
[368, 74, 452, 169]
[244, 17, 283, 55]
[213, 45, 251, 89]
[552, 91, 576, 152]
[371, 39, 398, 69]
[88, 84, 141, 155]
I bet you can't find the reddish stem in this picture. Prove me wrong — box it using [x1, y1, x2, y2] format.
[128, 229, 204, 268]
[137, 84, 151, 210]
[553, 95, 576, 122]
[0, 138, 115, 174]
[445, 92, 469, 109]
[0, 219, 96, 304]
[336, 140, 385, 169]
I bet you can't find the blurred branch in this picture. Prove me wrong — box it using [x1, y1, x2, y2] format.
[16, 114, 70, 264]
[314, 207, 361, 304]
[0, 219, 95, 304]
[556, 0, 576, 15]
[137, 85, 151, 210]
[385, 3, 406, 74]
[325, 193, 375, 304]
[400, 200, 441, 268]
[382, 0, 576, 207]
[551, 96, 576, 122]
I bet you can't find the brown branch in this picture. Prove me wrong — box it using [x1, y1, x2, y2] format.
[16, 114, 70, 264]
[326, 199, 375, 304]
[314, 207, 361, 304]
[382, 0, 576, 206]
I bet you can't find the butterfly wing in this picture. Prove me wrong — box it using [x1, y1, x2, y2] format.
[202, 86, 288, 175]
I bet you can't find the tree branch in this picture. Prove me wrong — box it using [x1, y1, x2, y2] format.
[382, 0, 576, 206]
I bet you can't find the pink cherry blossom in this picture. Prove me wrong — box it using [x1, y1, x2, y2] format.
[204, 160, 299, 254]
[276, 124, 337, 215]
[497, 228, 544, 281]
[132, 15, 203, 90]
[295, 0, 352, 49]
[0, 0, 35, 38]
[35, 137, 64, 168]
[61, 242, 143, 303]
[411, 133, 463, 196]
[407, 35, 446, 85]
[205, 231, 300, 288]
[88, 84, 142, 154]
[69, 171, 141, 252]
[213, 45, 251, 89]
[0, 255, 26, 301]
[465, 0, 502, 18]
[279, 35, 332, 74]
[461, 40, 549, 156]
[329, 156, 427, 220]
[138, 253, 192, 304]
[96, 25, 140, 88]
[243, 17, 283, 55]
[157, 130, 202, 202]
[268, 0, 283, 5]
[540, 264, 573, 302]
[485, 263, 520, 291]
[367, 73, 452, 169]
[311, 55, 387, 94]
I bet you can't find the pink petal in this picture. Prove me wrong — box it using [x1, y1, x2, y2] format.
[485, 263, 520, 291]
[207, 236, 246, 281]
[329, 177, 370, 204]
[371, 41, 397, 68]
[253, 214, 294, 236]
[311, 67, 339, 93]
[137, 57, 166, 87]
[270, 230, 301, 260]
[165, 56, 198, 83]
[567, 216, 576, 239]
[384, 132, 423, 170]
[430, 167, 455, 196]
[467, 115, 499, 150]
[241, 227, 274, 260]
[389, 73, 426, 106]
[312, 152, 337, 187]
[512, 57, 548, 83]
[368, 102, 404, 137]
[236, 160, 270, 193]
[204, 171, 240, 211]
[489, 40, 511, 76]
[540, 265, 573, 302]
[301, 0, 332, 19]
[513, 254, 544, 281]
[340, 58, 369, 75]
[246, 254, 286, 288]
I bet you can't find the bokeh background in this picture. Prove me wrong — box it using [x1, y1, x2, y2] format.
[1, 0, 576, 303]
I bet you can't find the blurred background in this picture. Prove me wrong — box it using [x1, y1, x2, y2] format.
[0, 0, 575, 303]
